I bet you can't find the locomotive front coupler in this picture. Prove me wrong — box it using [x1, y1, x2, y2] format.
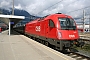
[74, 40, 85, 48]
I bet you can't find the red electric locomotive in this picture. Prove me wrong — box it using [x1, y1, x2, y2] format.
[25, 13, 80, 51]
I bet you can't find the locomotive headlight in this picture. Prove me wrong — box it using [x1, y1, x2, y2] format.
[58, 32, 62, 39]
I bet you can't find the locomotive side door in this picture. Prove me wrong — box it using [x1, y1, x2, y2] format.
[48, 19, 56, 39]
[45, 19, 56, 38]
[45, 20, 49, 38]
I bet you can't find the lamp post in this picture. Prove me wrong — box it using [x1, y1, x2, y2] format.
[12, 0, 14, 15]
[83, 10, 85, 33]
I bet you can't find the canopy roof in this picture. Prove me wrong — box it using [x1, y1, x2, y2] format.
[0, 14, 25, 26]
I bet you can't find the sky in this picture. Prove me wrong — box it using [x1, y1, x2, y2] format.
[0, 0, 90, 23]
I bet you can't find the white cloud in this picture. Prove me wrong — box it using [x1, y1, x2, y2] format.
[15, 4, 22, 10]
[0, 0, 90, 18]
[0, 0, 11, 8]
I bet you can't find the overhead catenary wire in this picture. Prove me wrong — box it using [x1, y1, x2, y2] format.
[36, 0, 64, 15]
[63, 0, 80, 8]
[67, 5, 90, 14]
[27, 0, 90, 21]
[36, 0, 81, 16]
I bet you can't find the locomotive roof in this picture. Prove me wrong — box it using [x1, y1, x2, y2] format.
[26, 13, 73, 24]
[43, 13, 72, 19]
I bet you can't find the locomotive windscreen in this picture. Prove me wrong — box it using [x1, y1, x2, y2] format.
[58, 18, 76, 30]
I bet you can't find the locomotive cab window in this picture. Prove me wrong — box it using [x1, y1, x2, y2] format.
[58, 18, 76, 30]
[49, 20, 55, 28]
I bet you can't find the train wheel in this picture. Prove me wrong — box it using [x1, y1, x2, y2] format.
[45, 41, 49, 46]
[41, 40, 45, 45]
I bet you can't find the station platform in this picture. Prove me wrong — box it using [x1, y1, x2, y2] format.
[0, 30, 75, 60]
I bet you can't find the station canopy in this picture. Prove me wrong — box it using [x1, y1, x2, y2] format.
[0, 14, 25, 26]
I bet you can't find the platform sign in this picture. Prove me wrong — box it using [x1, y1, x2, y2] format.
[10, 22, 14, 24]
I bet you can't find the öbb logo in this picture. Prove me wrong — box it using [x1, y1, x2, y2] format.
[35, 26, 40, 32]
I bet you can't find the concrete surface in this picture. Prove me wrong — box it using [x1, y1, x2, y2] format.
[0, 30, 75, 60]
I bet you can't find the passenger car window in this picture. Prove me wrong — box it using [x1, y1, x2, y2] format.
[49, 20, 55, 27]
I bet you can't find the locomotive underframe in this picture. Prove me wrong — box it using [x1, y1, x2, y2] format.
[25, 32, 77, 51]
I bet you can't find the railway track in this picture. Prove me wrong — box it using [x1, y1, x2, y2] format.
[66, 52, 90, 60]
[79, 36, 90, 45]
[79, 33, 90, 42]
[80, 36, 90, 40]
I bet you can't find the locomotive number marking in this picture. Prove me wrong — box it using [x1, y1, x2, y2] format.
[35, 26, 40, 32]
[69, 35, 75, 38]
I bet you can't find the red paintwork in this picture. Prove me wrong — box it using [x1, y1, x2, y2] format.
[0, 27, 2, 32]
[25, 13, 79, 40]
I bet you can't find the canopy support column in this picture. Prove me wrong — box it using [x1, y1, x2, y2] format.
[9, 20, 11, 36]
